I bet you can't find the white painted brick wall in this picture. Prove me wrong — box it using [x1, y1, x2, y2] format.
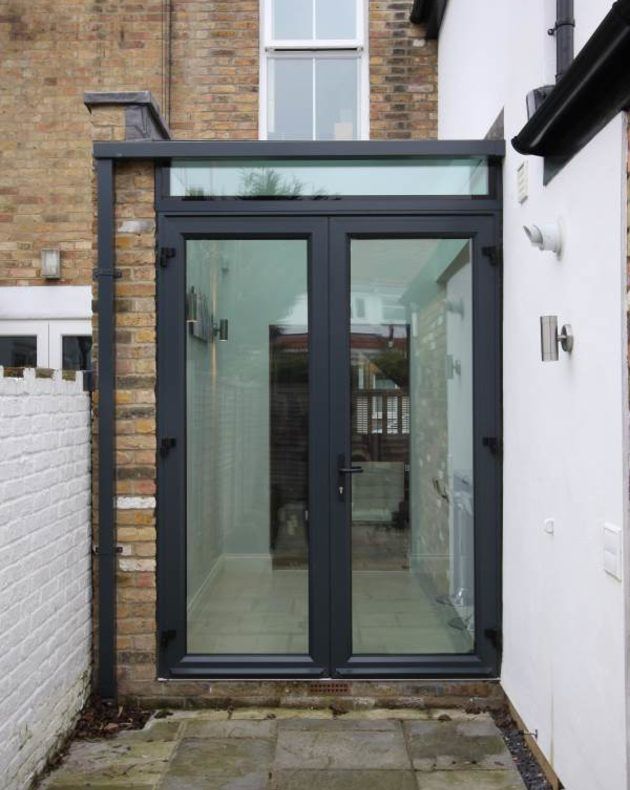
[0, 368, 91, 790]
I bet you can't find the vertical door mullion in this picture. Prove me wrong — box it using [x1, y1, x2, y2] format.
[308, 217, 332, 671]
[329, 218, 353, 672]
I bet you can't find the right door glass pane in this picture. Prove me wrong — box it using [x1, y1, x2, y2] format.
[350, 238, 474, 655]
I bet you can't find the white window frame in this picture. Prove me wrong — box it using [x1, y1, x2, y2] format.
[259, 0, 369, 141]
[0, 319, 92, 368]
[0, 320, 49, 367]
[0, 286, 92, 369]
[49, 320, 93, 369]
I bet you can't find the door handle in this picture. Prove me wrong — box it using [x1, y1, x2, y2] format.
[337, 455, 364, 498]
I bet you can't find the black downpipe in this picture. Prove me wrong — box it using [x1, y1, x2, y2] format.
[96, 159, 117, 701]
[553, 0, 575, 82]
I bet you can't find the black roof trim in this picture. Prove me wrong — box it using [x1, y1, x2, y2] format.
[92, 139, 505, 160]
[512, 0, 630, 160]
[409, 0, 449, 38]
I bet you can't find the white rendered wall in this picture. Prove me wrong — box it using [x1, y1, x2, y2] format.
[0, 368, 91, 790]
[439, 2, 628, 789]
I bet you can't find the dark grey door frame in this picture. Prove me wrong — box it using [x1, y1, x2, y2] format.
[328, 215, 501, 678]
[157, 215, 331, 679]
[156, 209, 501, 681]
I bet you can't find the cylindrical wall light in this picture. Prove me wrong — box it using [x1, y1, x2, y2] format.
[540, 315, 574, 361]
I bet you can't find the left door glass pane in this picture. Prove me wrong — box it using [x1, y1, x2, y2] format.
[0, 336, 37, 367]
[186, 239, 310, 655]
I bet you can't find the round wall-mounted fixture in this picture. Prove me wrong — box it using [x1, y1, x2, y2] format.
[523, 223, 562, 255]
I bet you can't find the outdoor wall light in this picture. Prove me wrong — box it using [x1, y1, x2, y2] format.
[523, 223, 562, 255]
[213, 318, 228, 342]
[41, 248, 61, 279]
[445, 298, 464, 317]
[540, 315, 574, 361]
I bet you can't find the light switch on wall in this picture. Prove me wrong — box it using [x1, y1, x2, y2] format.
[603, 523, 622, 581]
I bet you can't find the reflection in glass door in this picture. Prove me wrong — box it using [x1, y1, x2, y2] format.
[348, 238, 475, 656]
[185, 238, 310, 655]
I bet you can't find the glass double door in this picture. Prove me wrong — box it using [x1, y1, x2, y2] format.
[158, 214, 500, 679]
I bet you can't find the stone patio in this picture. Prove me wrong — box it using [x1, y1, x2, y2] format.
[41, 708, 526, 789]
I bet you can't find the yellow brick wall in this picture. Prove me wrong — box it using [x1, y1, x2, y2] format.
[0, 2, 436, 286]
[370, 1, 438, 139]
[170, 0, 260, 139]
[4, 1, 438, 701]
[0, 1, 165, 286]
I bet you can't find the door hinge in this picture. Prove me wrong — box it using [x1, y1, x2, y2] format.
[160, 437, 177, 457]
[160, 629, 176, 649]
[482, 436, 502, 458]
[482, 244, 503, 267]
[159, 247, 176, 268]
[484, 626, 502, 652]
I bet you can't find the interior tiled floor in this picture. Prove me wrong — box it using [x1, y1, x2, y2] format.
[188, 560, 473, 655]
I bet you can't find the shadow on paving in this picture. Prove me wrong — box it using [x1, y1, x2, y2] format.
[40, 708, 531, 789]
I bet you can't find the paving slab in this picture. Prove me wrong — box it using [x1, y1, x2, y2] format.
[338, 708, 432, 720]
[42, 709, 527, 790]
[415, 769, 526, 789]
[231, 707, 333, 720]
[161, 737, 274, 788]
[404, 720, 514, 771]
[271, 769, 419, 789]
[42, 739, 176, 787]
[117, 720, 183, 742]
[274, 726, 410, 770]
[183, 719, 277, 739]
[428, 710, 493, 722]
[278, 717, 399, 731]
[164, 709, 231, 721]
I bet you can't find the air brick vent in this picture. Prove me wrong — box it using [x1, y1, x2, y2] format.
[309, 682, 351, 695]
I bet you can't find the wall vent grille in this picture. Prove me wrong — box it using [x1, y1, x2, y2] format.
[309, 682, 351, 695]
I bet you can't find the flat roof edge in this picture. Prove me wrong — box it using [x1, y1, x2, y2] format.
[93, 139, 506, 160]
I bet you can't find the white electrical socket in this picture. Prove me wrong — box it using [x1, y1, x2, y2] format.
[543, 518, 555, 535]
